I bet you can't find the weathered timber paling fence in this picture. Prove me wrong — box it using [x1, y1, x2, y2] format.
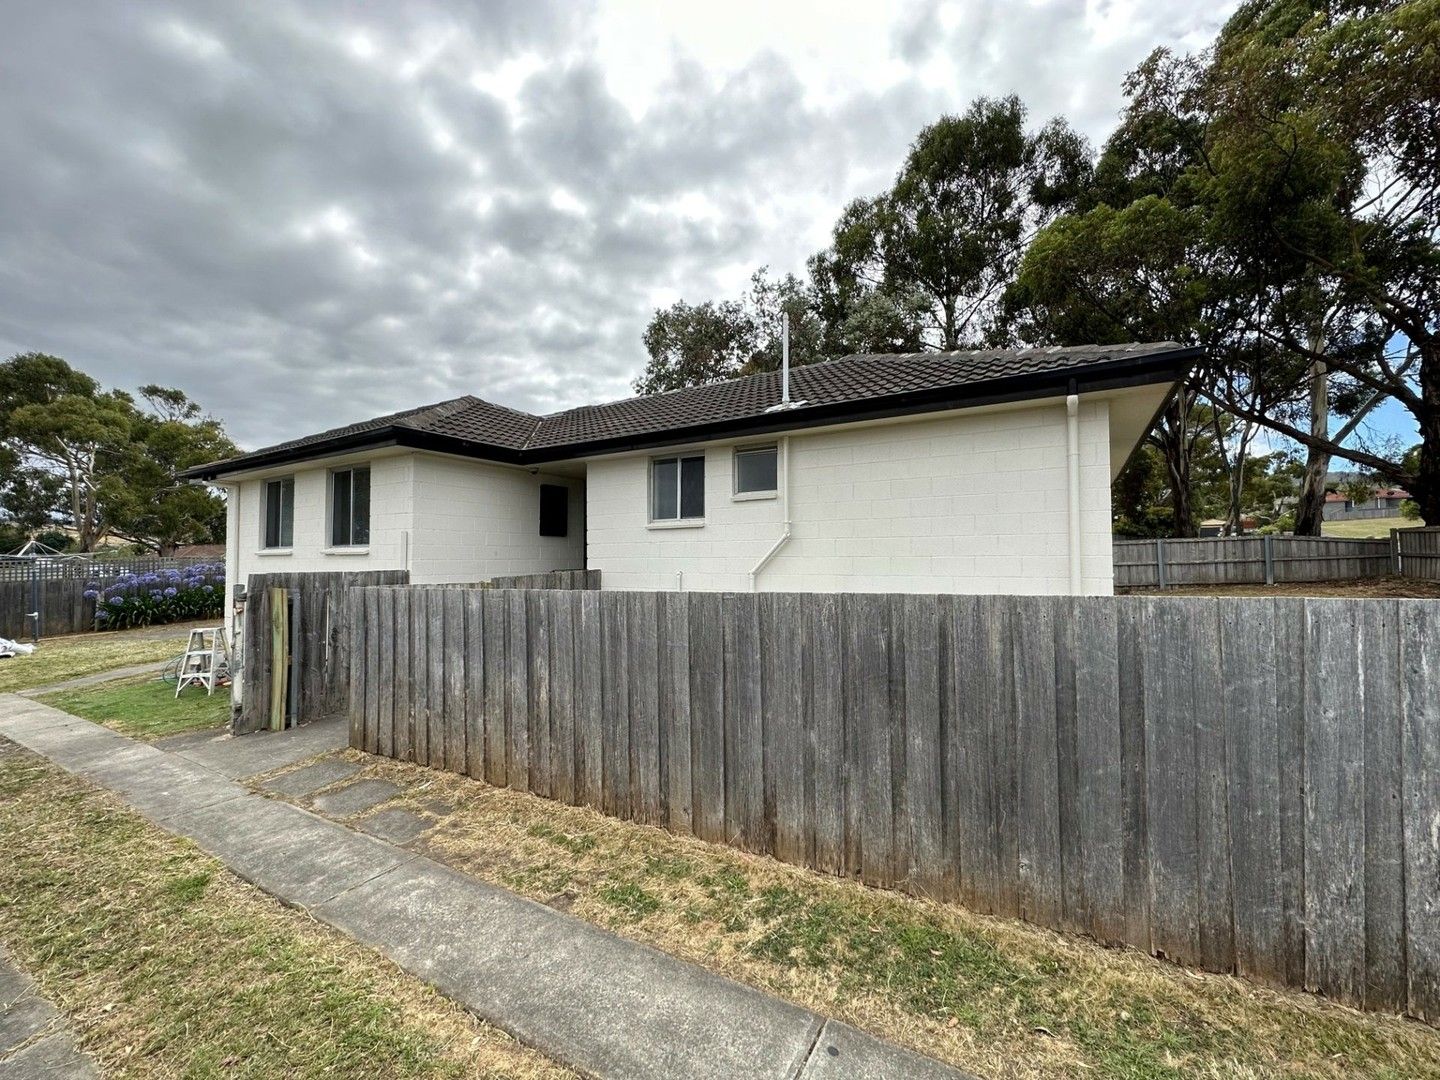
[1113, 535, 1393, 588]
[488, 569, 600, 590]
[1396, 527, 1440, 582]
[346, 586, 1440, 1022]
[238, 570, 408, 734]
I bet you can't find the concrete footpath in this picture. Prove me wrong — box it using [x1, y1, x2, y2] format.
[0, 695, 974, 1080]
[0, 946, 98, 1078]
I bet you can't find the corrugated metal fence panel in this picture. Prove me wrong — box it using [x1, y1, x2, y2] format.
[347, 587, 1440, 1025]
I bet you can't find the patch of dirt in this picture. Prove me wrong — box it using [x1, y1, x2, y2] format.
[1121, 576, 1440, 598]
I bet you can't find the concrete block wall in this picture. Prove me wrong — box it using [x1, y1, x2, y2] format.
[584, 398, 1114, 595]
[227, 452, 414, 613]
[408, 454, 585, 584]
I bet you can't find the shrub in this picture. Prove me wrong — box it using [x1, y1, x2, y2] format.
[89, 563, 225, 630]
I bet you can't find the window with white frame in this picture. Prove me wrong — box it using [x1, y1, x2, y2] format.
[733, 444, 778, 495]
[261, 477, 294, 548]
[329, 465, 371, 547]
[650, 454, 705, 521]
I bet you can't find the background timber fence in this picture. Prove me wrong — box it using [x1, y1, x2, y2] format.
[1113, 535, 1394, 588]
[0, 555, 215, 638]
[1395, 527, 1440, 582]
[344, 585, 1440, 1023]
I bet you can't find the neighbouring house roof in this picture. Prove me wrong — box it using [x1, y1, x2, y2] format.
[1325, 487, 1410, 502]
[172, 543, 226, 559]
[181, 341, 1198, 481]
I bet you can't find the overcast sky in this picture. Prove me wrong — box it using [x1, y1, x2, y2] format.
[1, 1, 1240, 449]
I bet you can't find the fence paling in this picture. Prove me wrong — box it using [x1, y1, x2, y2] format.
[345, 586, 1440, 1025]
[1395, 527, 1440, 582]
[239, 570, 408, 735]
[1113, 536, 1396, 588]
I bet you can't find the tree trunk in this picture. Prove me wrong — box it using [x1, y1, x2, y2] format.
[1293, 353, 1329, 536]
[1414, 343, 1440, 526]
[1153, 397, 1196, 537]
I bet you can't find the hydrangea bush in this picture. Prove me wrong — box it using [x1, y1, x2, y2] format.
[84, 562, 225, 630]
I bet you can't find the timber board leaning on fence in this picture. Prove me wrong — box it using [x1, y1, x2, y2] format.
[345, 585, 1440, 1024]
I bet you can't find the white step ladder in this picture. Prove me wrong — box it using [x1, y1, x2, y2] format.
[176, 626, 229, 698]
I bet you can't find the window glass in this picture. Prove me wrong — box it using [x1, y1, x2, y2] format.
[351, 466, 370, 545]
[734, 446, 778, 494]
[652, 458, 678, 520]
[263, 477, 294, 548]
[331, 470, 352, 546]
[680, 456, 705, 518]
[330, 466, 370, 546]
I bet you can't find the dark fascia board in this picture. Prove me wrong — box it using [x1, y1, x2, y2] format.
[182, 345, 1199, 480]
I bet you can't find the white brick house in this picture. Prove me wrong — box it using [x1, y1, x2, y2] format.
[184, 342, 1194, 608]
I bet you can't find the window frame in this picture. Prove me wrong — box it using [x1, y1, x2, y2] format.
[260, 476, 295, 550]
[732, 443, 780, 500]
[328, 464, 371, 549]
[649, 453, 705, 524]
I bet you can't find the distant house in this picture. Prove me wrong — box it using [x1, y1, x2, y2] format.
[1323, 487, 1411, 521]
[181, 342, 1196, 607]
[173, 543, 226, 560]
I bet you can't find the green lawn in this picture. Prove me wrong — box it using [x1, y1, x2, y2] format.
[0, 744, 569, 1079]
[0, 627, 200, 694]
[39, 674, 231, 740]
[1321, 515, 1420, 538]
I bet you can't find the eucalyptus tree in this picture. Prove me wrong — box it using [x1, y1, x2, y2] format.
[809, 95, 1093, 354]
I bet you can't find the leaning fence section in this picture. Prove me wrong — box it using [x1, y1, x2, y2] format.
[345, 586, 1440, 1024]
[1113, 535, 1393, 588]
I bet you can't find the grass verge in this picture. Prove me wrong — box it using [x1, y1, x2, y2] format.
[39, 674, 230, 740]
[0, 740, 571, 1079]
[300, 751, 1440, 1080]
[1321, 516, 1418, 539]
[0, 625, 201, 694]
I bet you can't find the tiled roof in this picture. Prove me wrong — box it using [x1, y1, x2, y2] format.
[184, 341, 1193, 478]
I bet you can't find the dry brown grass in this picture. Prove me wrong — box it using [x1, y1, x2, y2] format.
[0, 740, 572, 1080]
[1121, 576, 1440, 598]
[267, 749, 1440, 1080]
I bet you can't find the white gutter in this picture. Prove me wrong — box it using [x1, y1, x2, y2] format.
[1066, 394, 1082, 594]
[749, 435, 791, 590]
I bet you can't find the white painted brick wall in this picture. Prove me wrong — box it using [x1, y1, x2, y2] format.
[229, 452, 415, 611]
[409, 454, 585, 584]
[227, 451, 585, 600]
[585, 398, 1115, 595]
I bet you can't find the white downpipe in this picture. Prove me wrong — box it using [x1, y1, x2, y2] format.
[1065, 394, 1083, 594]
[749, 436, 791, 590]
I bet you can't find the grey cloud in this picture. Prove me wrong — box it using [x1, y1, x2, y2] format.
[0, 1, 1234, 448]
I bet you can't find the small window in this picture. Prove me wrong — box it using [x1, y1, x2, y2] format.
[262, 477, 294, 548]
[734, 445, 778, 495]
[330, 465, 370, 547]
[539, 483, 568, 537]
[651, 454, 704, 521]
